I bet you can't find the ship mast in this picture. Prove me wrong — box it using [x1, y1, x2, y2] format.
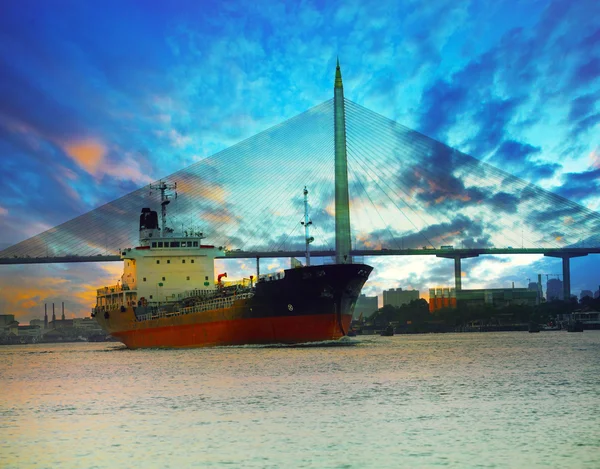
[301, 186, 314, 266]
[149, 180, 177, 235]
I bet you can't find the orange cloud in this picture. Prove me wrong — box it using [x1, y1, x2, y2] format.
[64, 140, 107, 175]
[201, 211, 238, 225]
[176, 179, 228, 204]
[590, 147, 600, 169]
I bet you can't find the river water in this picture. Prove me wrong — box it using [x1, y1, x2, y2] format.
[1, 332, 599, 469]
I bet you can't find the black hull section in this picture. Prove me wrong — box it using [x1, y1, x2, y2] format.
[247, 263, 372, 322]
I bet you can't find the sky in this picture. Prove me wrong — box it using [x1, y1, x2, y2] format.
[0, 0, 599, 322]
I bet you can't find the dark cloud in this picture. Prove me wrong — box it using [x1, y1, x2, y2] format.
[468, 98, 522, 158]
[557, 168, 600, 201]
[418, 81, 469, 139]
[523, 162, 561, 181]
[570, 113, 600, 139]
[492, 140, 559, 180]
[355, 215, 493, 250]
[572, 58, 600, 87]
[568, 94, 597, 121]
[496, 140, 541, 163]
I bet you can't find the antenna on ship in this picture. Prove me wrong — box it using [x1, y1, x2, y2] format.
[149, 180, 177, 235]
[301, 186, 314, 266]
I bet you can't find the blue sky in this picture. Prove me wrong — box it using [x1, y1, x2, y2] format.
[0, 0, 599, 320]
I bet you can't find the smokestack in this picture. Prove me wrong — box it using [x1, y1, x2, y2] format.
[512, 281, 514, 289]
[52, 303, 56, 328]
[44, 304, 48, 329]
[62, 302, 65, 321]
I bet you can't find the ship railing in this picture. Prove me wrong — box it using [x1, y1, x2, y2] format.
[97, 284, 129, 295]
[135, 292, 255, 322]
[176, 289, 216, 300]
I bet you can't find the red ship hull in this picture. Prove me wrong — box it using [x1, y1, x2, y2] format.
[112, 312, 353, 348]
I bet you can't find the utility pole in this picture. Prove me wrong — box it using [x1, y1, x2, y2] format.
[300, 186, 314, 266]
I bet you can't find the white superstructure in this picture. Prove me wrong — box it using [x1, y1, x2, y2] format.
[95, 181, 225, 311]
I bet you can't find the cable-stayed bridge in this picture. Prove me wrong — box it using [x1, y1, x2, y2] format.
[2, 63, 599, 301]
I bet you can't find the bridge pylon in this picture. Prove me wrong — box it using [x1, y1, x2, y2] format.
[334, 59, 352, 264]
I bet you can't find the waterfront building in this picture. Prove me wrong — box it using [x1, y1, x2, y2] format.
[547, 278, 563, 301]
[48, 318, 74, 329]
[354, 294, 378, 320]
[429, 287, 457, 312]
[0, 314, 18, 334]
[73, 317, 104, 334]
[17, 325, 42, 338]
[457, 288, 537, 308]
[30, 318, 45, 329]
[383, 288, 419, 308]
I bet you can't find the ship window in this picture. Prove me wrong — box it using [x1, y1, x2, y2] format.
[205, 276, 208, 281]
[193, 241, 198, 247]
[143, 277, 146, 282]
[149, 295, 153, 299]
[191, 259, 194, 263]
[156, 260, 160, 264]
[186, 276, 190, 280]
[182, 259, 185, 263]
[162, 277, 166, 281]
[167, 260, 170, 264]
[170, 241, 180, 247]
[158, 242, 163, 248]
[182, 241, 188, 247]
[151, 242, 157, 248]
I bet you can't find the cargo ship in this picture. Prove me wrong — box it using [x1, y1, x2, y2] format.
[92, 182, 372, 348]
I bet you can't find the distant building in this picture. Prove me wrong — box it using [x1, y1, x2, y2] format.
[18, 325, 42, 338]
[48, 319, 74, 329]
[528, 282, 542, 305]
[73, 317, 104, 333]
[383, 288, 419, 308]
[0, 314, 18, 333]
[354, 294, 378, 320]
[547, 278, 563, 301]
[0, 314, 16, 327]
[595, 288, 600, 299]
[429, 287, 456, 312]
[457, 288, 537, 308]
[581, 290, 594, 300]
[30, 318, 45, 329]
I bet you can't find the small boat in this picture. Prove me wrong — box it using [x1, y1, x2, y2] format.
[380, 324, 394, 336]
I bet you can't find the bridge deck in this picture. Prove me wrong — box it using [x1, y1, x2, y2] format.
[1, 247, 598, 265]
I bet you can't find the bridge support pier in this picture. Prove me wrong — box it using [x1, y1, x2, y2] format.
[437, 253, 479, 292]
[544, 252, 588, 301]
[454, 256, 462, 291]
